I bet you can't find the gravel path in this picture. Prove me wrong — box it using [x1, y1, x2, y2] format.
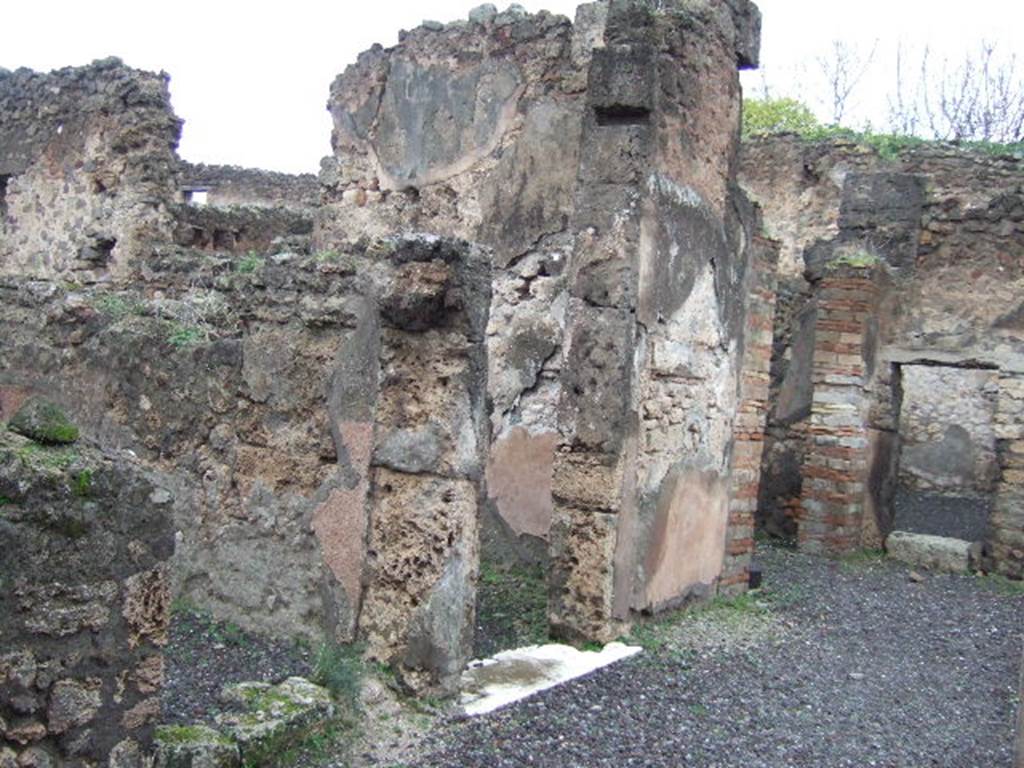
[893, 487, 993, 541]
[413, 544, 1023, 768]
[162, 605, 313, 726]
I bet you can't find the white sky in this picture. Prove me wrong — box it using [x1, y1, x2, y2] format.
[4, 1, 1022, 174]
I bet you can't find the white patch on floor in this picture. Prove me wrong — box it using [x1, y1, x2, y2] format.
[459, 642, 643, 717]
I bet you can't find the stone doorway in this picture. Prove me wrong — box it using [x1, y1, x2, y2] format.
[890, 363, 1000, 542]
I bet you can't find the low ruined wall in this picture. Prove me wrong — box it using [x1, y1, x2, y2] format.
[741, 136, 1024, 562]
[0, 231, 490, 695]
[180, 163, 319, 209]
[0, 59, 182, 281]
[0, 429, 174, 765]
[170, 203, 314, 256]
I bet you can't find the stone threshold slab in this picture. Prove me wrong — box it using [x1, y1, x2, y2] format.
[459, 642, 642, 717]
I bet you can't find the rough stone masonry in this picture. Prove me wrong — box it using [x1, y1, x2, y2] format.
[319, 0, 769, 643]
[740, 135, 1024, 574]
[0, 0, 782, 762]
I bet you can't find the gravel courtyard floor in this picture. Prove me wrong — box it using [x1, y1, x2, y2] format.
[402, 543, 1022, 768]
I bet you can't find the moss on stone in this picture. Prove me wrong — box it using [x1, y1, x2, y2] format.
[829, 250, 880, 269]
[156, 723, 235, 747]
[13, 441, 80, 472]
[8, 398, 80, 445]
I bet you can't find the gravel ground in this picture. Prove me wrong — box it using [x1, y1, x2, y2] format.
[893, 487, 992, 541]
[410, 544, 1023, 768]
[162, 606, 313, 726]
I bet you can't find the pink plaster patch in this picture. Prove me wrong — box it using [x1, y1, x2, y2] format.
[312, 421, 373, 612]
[0, 386, 32, 421]
[486, 427, 557, 540]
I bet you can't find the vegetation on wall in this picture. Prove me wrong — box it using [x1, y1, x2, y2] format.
[742, 97, 1024, 160]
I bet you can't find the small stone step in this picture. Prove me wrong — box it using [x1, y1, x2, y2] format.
[885, 531, 973, 573]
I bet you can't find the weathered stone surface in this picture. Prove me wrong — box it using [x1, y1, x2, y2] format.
[123, 565, 171, 649]
[0, 428, 173, 763]
[549, 506, 620, 643]
[108, 738, 148, 768]
[0, 59, 182, 279]
[7, 399, 79, 445]
[360, 469, 478, 691]
[216, 678, 333, 764]
[12, 746, 52, 768]
[155, 724, 240, 768]
[886, 531, 972, 573]
[46, 679, 101, 734]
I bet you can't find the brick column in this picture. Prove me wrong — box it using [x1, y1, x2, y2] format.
[988, 372, 1024, 579]
[721, 234, 780, 594]
[799, 266, 880, 554]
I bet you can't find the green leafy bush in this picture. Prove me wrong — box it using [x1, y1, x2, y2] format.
[742, 97, 820, 138]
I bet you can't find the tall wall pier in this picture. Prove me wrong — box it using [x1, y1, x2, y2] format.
[321, 0, 768, 643]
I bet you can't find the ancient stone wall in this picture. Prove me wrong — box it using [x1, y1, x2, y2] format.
[320, 4, 595, 575]
[321, 0, 766, 643]
[991, 373, 1024, 578]
[898, 366, 999, 494]
[741, 136, 1024, 565]
[179, 163, 319, 209]
[1, 0, 771, 724]
[0, 426, 175, 765]
[169, 202, 314, 256]
[0, 233, 490, 696]
[0, 59, 182, 281]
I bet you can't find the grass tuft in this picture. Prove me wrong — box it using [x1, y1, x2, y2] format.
[313, 641, 365, 711]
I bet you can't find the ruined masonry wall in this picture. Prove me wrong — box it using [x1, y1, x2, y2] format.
[741, 136, 1024, 558]
[898, 366, 999, 494]
[991, 374, 1024, 578]
[0, 59, 182, 281]
[321, 0, 766, 643]
[180, 163, 320, 209]
[0, 432, 175, 765]
[1, 0, 770, 721]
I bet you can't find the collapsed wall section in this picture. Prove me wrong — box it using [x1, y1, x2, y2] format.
[0, 59, 182, 280]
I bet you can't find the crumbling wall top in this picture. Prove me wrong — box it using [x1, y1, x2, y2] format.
[0, 57, 181, 177]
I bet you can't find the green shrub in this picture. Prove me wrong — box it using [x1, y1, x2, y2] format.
[235, 252, 265, 274]
[742, 97, 820, 138]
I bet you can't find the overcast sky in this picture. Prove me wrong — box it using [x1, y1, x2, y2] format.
[4, 1, 1022, 174]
